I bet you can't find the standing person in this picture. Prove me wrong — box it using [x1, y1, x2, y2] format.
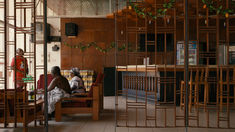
[69, 67, 85, 93]
[47, 66, 71, 114]
[10, 48, 28, 89]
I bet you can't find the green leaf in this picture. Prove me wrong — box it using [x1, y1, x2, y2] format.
[163, 3, 167, 8]
[168, 3, 172, 8]
[209, 5, 213, 9]
[157, 9, 162, 13]
[219, 5, 222, 10]
[228, 9, 233, 13]
[211, 0, 214, 4]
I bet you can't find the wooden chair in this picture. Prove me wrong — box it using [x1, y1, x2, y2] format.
[217, 67, 235, 128]
[55, 84, 101, 121]
[180, 79, 185, 109]
[188, 69, 200, 112]
[37, 74, 53, 89]
[218, 67, 235, 109]
[180, 68, 208, 112]
[203, 68, 209, 110]
[0, 89, 44, 132]
[180, 70, 195, 110]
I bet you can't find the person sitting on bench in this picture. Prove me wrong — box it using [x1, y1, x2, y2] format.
[69, 67, 85, 93]
[47, 66, 71, 114]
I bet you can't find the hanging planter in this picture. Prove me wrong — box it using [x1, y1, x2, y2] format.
[63, 42, 134, 53]
[202, 0, 234, 17]
[128, 0, 175, 19]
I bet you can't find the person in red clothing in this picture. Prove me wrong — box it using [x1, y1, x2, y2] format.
[11, 48, 28, 89]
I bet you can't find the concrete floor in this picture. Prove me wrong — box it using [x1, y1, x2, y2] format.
[0, 96, 234, 132]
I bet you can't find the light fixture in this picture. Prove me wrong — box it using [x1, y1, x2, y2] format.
[203, 4, 207, 9]
[165, 16, 170, 24]
[205, 20, 207, 25]
[149, 20, 151, 24]
[167, 18, 170, 24]
[225, 13, 229, 18]
[121, 30, 123, 35]
[52, 45, 60, 51]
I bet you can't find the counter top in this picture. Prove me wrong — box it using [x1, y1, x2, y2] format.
[116, 65, 234, 72]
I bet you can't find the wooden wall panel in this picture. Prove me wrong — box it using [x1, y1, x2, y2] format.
[61, 17, 212, 72]
[61, 18, 115, 73]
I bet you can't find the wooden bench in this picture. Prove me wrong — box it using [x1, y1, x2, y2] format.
[0, 89, 44, 132]
[55, 83, 101, 121]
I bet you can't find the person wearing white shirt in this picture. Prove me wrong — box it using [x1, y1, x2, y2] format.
[69, 67, 85, 93]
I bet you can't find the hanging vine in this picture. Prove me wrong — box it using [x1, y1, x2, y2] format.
[202, 0, 235, 17]
[128, 0, 175, 19]
[63, 42, 134, 53]
[129, 0, 234, 18]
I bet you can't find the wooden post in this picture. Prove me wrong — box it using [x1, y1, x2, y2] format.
[180, 81, 185, 109]
[23, 91, 28, 132]
[189, 70, 193, 112]
[204, 67, 209, 111]
[99, 83, 104, 111]
[92, 85, 100, 120]
[234, 67, 235, 105]
[55, 101, 61, 122]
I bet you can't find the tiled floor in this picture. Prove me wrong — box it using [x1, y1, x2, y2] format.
[0, 97, 235, 132]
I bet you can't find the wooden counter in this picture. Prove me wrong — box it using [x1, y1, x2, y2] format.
[117, 65, 235, 104]
[116, 65, 235, 72]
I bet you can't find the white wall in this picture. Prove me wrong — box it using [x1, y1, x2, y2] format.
[37, 18, 61, 71]
[35, 18, 61, 88]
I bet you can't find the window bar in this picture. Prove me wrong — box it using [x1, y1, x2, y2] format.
[33, 0, 37, 127]
[154, 0, 158, 127]
[173, 2, 177, 127]
[4, 0, 7, 128]
[216, 0, 220, 128]
[114, 1, 118, 129]
[184, 0, 189, 129]
[14, 0, 17, 127]
[125, 1, 131, 124]
[226, 0, 230, 128]
[43, 0, 48, 131]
